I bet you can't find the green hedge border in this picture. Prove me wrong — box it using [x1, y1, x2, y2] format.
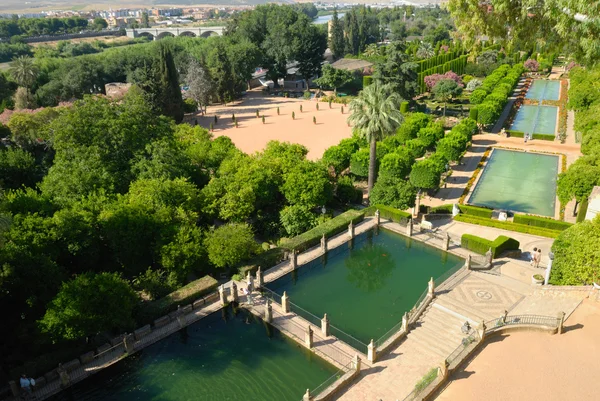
[458, 204, 493, 218]
[513, 214, 572, 231]
[368, 204, 412, 224]
[506, 130, 555, 141]
[461, 233, 520, 258]
[454, 214, 561, 238]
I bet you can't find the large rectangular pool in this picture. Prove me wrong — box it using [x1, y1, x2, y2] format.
[526, 80, 560, 101]
[468, 149, 559, 217]
[510, 104, 557, 136]
[49, 306, 336, 401]
[266, 229, 462, 345]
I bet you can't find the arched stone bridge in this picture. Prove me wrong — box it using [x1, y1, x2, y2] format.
[125, 26, 225, 40]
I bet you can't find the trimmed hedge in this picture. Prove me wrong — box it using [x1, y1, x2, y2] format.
[461, 234, 520, 258]
[454, 214, 562, 238]
[469, 107, 478, 121]
[281, 209, 365, 252]
[506, 130, 555, 141]
[430, 204, 453, 214]
[400, 101, 409, 113]
[513, 214, 573, 231]
[238, 247, 285, 278]
[459, 204, 493, 218]
[370, 204, 412, 224]
[576, 199, 588, 223]
[137, 275, 219, 324]
[363, 76, 373, 87]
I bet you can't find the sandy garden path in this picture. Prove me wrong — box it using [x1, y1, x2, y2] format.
[197, 90, 353, 160]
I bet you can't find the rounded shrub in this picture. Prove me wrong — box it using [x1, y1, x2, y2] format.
[470, 89, 488, 104]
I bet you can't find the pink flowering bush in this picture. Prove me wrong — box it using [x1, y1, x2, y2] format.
[565, 61, 579, 72]
[440, 45, 449, 53]
[524, 59, 539, 72]
[424, 71, 464, 91]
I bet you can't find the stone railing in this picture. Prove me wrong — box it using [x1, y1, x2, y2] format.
[401, 312, 565, 401]
[5, 291, 221, 401]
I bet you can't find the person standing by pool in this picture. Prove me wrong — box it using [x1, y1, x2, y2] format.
[529, 247, 538, 265]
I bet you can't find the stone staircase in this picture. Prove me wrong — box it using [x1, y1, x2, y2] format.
[402, 303, 469, 361]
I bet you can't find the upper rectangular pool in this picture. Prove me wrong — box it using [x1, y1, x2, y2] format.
[468, 149, 559, 217]
[526, 80, 560, 101]
[266, 229, 463, 345]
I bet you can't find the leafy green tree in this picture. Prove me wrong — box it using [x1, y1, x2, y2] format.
[322, 138, 360, 176]
[409, 159, 442, 190]
[156, 42, 184, 122]
[280, 204, 317, 236]
[329, 9, 345, 59]
[550, 215, 600, 285]
[0, 147, 37, 189]
[184, 58, 214, 114]
[39, 272, 137, 341]
[160, 224, 206, 283]
[432, 79, 463, 116]
[557, 162, 600, 215]
[374, 41, 418, 100]
[436, 134, 468, 162]
[209, 42, 237, 103]
[314, 65, 354, 95]
[141, 12, 150, 28]
[348, 82, 404, 196]
[370, 173, 417, 209]
[379, 149, 414, 179]
[282, 161, 333, 208]
[204, 223, 258, 268]
[92, 18, 108, 30]
[416, 122, 445, 149]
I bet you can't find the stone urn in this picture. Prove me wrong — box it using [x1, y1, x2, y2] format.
[532, 274, 544, 285]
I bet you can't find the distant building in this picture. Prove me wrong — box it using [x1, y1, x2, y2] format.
[585, 186, 600, 221]
[151, 8, 183, 17]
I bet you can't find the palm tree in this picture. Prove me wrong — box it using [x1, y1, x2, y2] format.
[347, 82, 404, 197]
[9, 56, 39, 90]
[416, 42, 435, 59]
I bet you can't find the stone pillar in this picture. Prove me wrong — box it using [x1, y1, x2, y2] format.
[413, 192, 421, 217]
[123, 333, 135, 353]
[485, 247, 493, 267]
[478, 320, 487, 340]
[305, 325, 313, 348]
[9, 381, 19, 397]
[428, 277, 435, 298]
[321, 313, 330, 337]
[544, 256, 553, 285]
[367, 339, 376, 363]
[246, 272, 254, 293]
[439, 360, 449, 380]
[406, 219, 413, 237]
[177, 315, 185, 329]
[256, 266, 263, 289]
[281, 291, 290, 314]
[502, 310, 508, 324]
[290, 251, 297, 270]
[302, 388, 311, 401]
[465, 254, 472, 270]
[557, 311, 566, 334]
[57, 363, 71, 389]
[348, 221, 355, 239]
[352, 354, 361, 371]
[401, 311, 409, 333]
[443, 232, 450, 251]
[320, 234, 327, 254]
[375, 209, 380, 225]
[231, 282, 239, 303]
[218, 284, 227, 305]
[265, 299, 273, 323]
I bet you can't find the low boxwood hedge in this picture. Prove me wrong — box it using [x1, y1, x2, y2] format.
[136, 275, 219, 324]
[461, 234, 520, 258]
[280, 209, 365, 252]
[370, 204, 412, 224]
[430, 204, 453, 214]
[454, 214, 561, 238]
[459, 204, 493, 218]
[513, 214, 572, 231]
[506, 130, 555, 141]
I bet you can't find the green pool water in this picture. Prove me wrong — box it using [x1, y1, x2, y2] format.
[468, 149, 558, 217]
[526, 80, 560, 101]
[50, 306, 336, 401]
[510, 104, 557, 136]
[266, 229, 462, 346]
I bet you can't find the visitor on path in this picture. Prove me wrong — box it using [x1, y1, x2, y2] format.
[242, 287, 254, 305]
[20, 374, 34, 395]
[529, 247, 538, 265]
[535, 248, 542, 268]
[524, 132, 529, 143]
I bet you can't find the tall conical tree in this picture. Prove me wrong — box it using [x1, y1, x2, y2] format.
[330, 9, 345, 60]
[156, 42, 184, 123]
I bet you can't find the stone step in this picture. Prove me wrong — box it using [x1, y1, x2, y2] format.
[411, 320, 464, 353]
[405, 327, 458, 360]
[419, 307, 469, 337]
[434, 295, 495, 323]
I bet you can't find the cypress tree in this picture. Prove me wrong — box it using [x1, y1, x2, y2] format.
[156, 42, 184, 123]
[330, 9, 345, 60]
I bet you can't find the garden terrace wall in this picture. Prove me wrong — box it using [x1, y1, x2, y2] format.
[280, 209, 365, 252]
[136, 276, 218, 324]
